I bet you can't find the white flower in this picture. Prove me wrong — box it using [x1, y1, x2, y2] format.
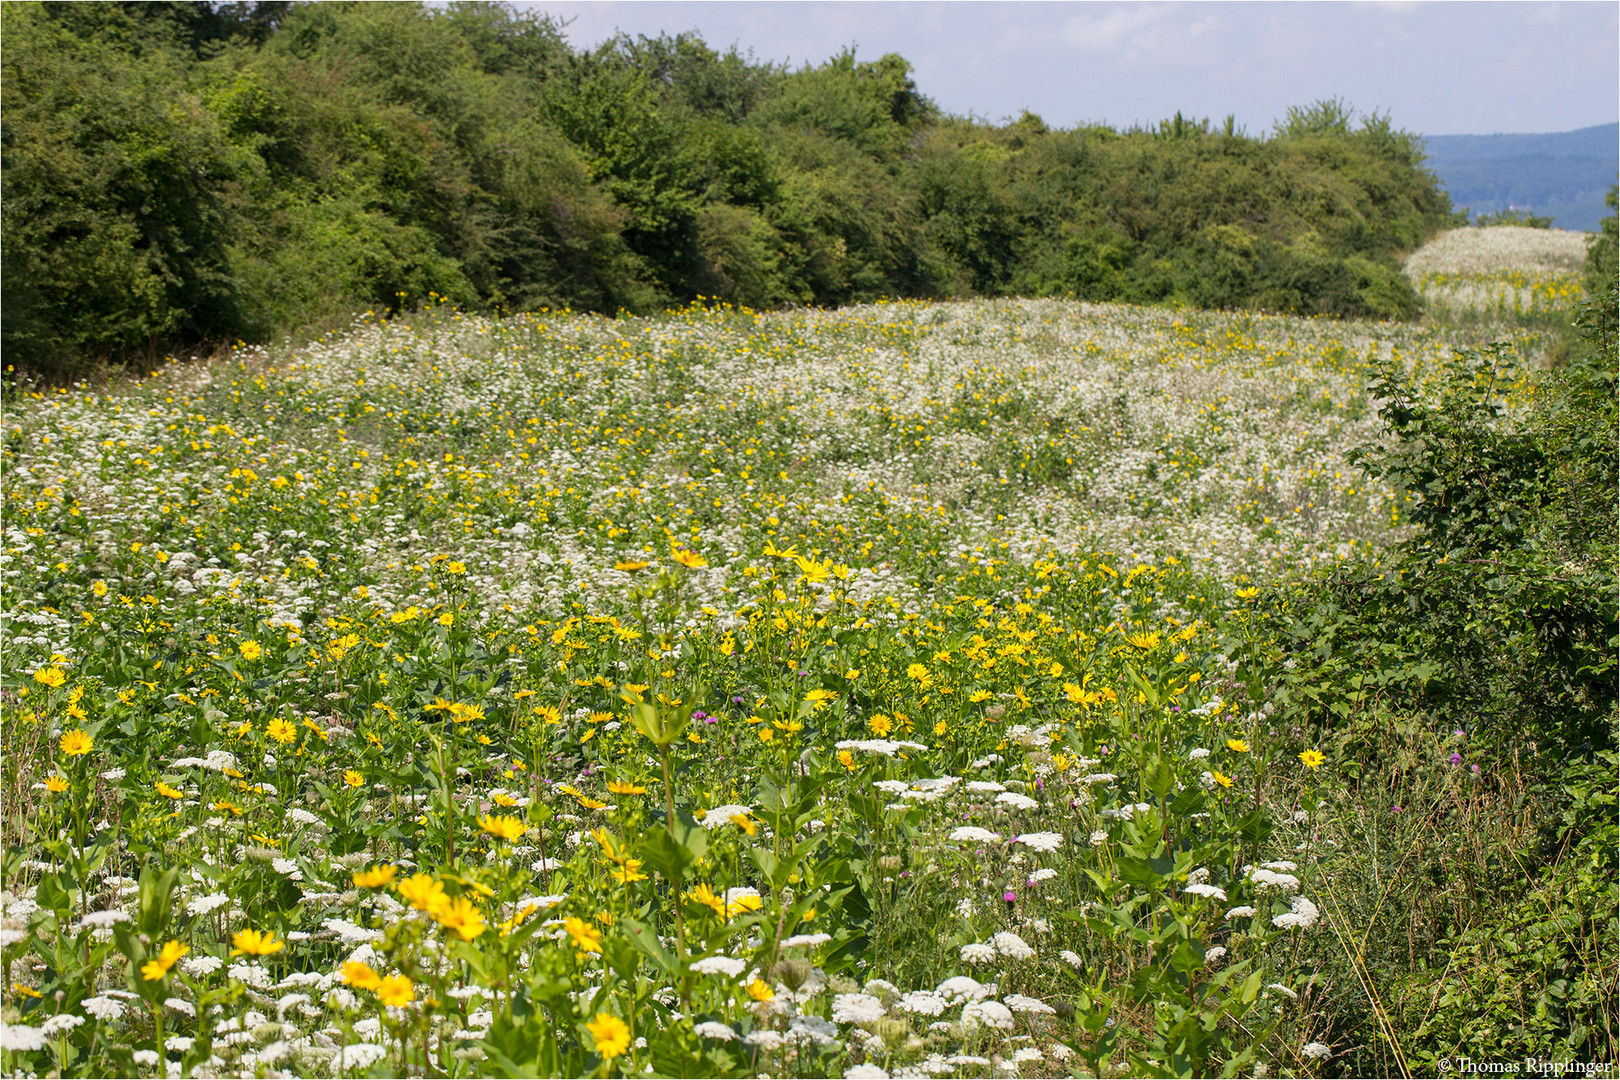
[698, 804, 752, 828]
[936, 975, 991, 1003]
[995, 792, 1039, 811]
[1013, 831, 1063, 852]
[1205, 946, 1228, 965]
[1302, 1041, 1332, 1059]
[947, 1056, 992, 1067]
[165, 1035, 195, 1052]
[132, 1049, 159, 1067]
[990, 931, 1035, 959]
[1003, 993, 1055, 1014]
[690, 955, 746, 978]
[1265, 983, 1299, 1000]
[1089, 829, 1109, 846]
[1059, 949, 1084, 970]
[948, 826, 1001, 844]
[964, 781, 1005, 794]
[781, 932, 831, 949]
[744, 1029, 783, 1049]
[82, 996, 125, 1021]
[1183, 883, 1228, 901]
[188, 891, 230, 916]
[333, 1043, 388, 1069]
[1272, 895, 1320, 930]
[1081, 772, 1119, 784]
[897, 990, 947, 1016]
[78, 909, 131, 929]
[41, 1014, 84, 1037]
[960, 943, 996, 963]
[1028, 867, 1057, 883]
[1013, 1047, 1044, 1063]
[844, 1067, 889, 1079]
[1248, 868, 1300, 894]
[872, 780, 910, 794]
[693, 1021, 736, 1041]
[961, 999, 1015, 1030]
[1188, 867, 1211, 885]
[0, 928, 27, 948]
[1225, 906, 1257, 920]
[1188, 748, 1211, 760]
[831, 992, 886, 1025]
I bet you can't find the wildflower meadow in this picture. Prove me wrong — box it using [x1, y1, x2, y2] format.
[1, 225, 1613, 1079]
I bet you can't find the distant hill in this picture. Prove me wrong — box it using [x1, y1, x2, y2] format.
[1420, 123, 1619, 232]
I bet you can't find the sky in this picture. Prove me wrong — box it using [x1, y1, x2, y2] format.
[519, 1, 1620, 137]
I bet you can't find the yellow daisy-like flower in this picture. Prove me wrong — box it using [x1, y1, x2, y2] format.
[396, 873, 448, 915]
[1299, 749, 1326, 770]
[139, 940, 189, 982]
[445, 561, 466, 575]
[1211, 771, 1235, 789]
[609, 859, 648, 884]
[229, 929, 285, 957]
[686, 883, 727, 919]
[352, 864, 397, 889]
[438, 612, 454, 627]
[478, 814, 526, 842]
[491, 792, 518, 807]
[44, 775, 69, 794]
[92, 580, 108, 598]
[59, 730, 93, 756]
[32, 667, 66, 689]
[1227, 739, 1250, 753]
[265, 718, 297, 744]
[343, 769, 364, 788]
[434, 895, 487, 941]
[606, 780, 646, 795]
[746, 978, 775, 1002]
[867, 714, 892, 737]
[155, 782, 184, 800]
[238, 641, 262, 661]
[341, 961, 382, 990]
[375, 974, 413, 1007]
[586, 1012, 631, 1060]
[837, 749, 856, 771]
[1125, 631, 1161, 651]
[614, 559, 651, 572]
[670, 547, 707, 569]
[564, 915, 602, 954]
[729, 813, 757, 837]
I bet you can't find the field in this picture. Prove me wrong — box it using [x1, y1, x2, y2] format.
[0, 227, 1608, 1078]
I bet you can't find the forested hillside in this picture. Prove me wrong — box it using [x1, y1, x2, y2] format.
[2, 1, 1460, 376]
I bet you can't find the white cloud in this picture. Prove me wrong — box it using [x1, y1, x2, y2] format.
[1061, 6, 1166, 52]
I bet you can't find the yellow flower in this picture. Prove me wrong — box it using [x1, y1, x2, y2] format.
[140, 940, 189, 982]
[1227, 739, 1250, 753]
[341, 961, 382, 989]
[757, 728, 775, 744]
[32, 667, 66, 689]
[614, 559, 651, 572]
[445, 561, 466, 574]
[12, 983, 41, 999]
[155, 781, 184, 800]
[376, 974, 413, 1007]
[265, 718, 296, 744]
[606, 780, 646, 795]
[867, 714, 892, 737]
[92, 580, 108, 598]
[238, 641, 262, 661]
[564, 915, 602, 954]
[1211, 771, 1234, 789]
[968, 689, 993, 703]
[435, 895, 487, 941]
[438, 612, 454, 627]
[730, 813, 758, 836]
[670, 546, 708, 569]
[727, 893, 764, 918]
[686, 883, 727, 919]
[352, 864, 397, 889]
[491, 792, 518, 807]
[746, 978, 775, 1002]
[906, 663, 929, 682]
[1299, 749, 1326, 770]
[397, 873, 449, 914]
[229, 929, 285, 957]
[343, 769, 364, 788]
[44, 775, 68, 794]
[1125, 631, 1161, 651]
[609, 859, 648, 884]
[212, 800, 243, 816]
[586, 1012, 631, 1060]
[1235, 587, 1260, 600]
[478, 814, 526, 842]
[837, 750, 856, 771]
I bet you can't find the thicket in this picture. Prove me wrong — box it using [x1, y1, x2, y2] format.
[1245, 196, 1618, 1072]
[2, 1, 1460, 377]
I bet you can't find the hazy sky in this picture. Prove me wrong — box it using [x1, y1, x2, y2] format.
[520, 1, 1620, 136]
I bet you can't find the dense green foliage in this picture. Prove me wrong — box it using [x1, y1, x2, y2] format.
[1245, 203, 1618, 1071]
[2, 1, 1460, 376]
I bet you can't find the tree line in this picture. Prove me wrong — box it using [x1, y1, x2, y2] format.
[3, 1, 1461, 376]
